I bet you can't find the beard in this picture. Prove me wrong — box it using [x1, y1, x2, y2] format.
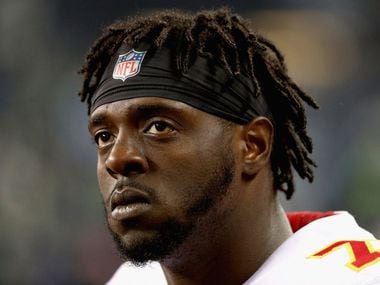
[105, 146, 235, 266]
[109, 218, 192, 266]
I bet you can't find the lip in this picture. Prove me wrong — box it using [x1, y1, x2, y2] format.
[110, 187, 152, 221]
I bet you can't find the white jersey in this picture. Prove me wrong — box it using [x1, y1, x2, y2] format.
[107, 212, 380, 285]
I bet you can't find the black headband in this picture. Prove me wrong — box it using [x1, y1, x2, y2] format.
[91, 44, 271, 124]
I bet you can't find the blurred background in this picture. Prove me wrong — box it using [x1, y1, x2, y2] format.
[0, 0, 379, 284]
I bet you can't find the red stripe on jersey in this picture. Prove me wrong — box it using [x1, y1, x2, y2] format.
[287, 211, 336, 233]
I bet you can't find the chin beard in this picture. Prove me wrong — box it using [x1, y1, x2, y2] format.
[109, 219, 193, 266]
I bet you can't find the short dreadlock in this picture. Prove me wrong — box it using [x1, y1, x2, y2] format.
[78, 7, 319, 199]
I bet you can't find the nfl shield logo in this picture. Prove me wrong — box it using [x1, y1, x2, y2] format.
[113, 49, 147, 81]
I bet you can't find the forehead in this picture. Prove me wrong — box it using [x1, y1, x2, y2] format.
[89, 97, 212, 123]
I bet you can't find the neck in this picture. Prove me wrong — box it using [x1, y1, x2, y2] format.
[160, 181, 292, 285]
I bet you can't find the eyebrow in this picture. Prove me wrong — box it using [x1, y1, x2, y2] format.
[88, 103, 185, 129]
[88, 114, 108, 131]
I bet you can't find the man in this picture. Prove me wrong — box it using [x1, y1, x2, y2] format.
[78, 8, 380, 285]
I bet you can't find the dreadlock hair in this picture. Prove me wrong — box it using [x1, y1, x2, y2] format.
[78, 7, 319, 199]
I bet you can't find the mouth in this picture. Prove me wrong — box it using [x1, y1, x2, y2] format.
[110, 187, 152, 221]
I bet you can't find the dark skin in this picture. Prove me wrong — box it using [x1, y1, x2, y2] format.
[88, 97, 292, 285]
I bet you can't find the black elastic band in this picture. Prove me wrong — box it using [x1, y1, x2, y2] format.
[91, 45, 271, 125]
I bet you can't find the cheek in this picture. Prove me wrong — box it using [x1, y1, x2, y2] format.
[150, 140, 228, 205]
[97, 158, 113, 202]
[155, 142, 209, 177]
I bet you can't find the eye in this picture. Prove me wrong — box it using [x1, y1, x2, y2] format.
[145, 121, 175, 135]
[94, 131, 114, 147]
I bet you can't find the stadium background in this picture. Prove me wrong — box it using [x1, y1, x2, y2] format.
[0, 0, 379, 283]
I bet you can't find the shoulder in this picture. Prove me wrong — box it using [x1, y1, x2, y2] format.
[245, 212, 380, 285]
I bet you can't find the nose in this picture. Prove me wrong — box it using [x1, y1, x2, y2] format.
[105, 139, 149, 178]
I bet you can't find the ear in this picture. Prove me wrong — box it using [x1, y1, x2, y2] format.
[241, 116, 273, 177]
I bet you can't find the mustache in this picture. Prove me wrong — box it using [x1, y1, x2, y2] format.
[106, 179, 157, 205]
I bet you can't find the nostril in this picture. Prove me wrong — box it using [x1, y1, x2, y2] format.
[106, 167, 118, 177]
[123, 162, 147, 177]
[106, 159, 148, 178]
